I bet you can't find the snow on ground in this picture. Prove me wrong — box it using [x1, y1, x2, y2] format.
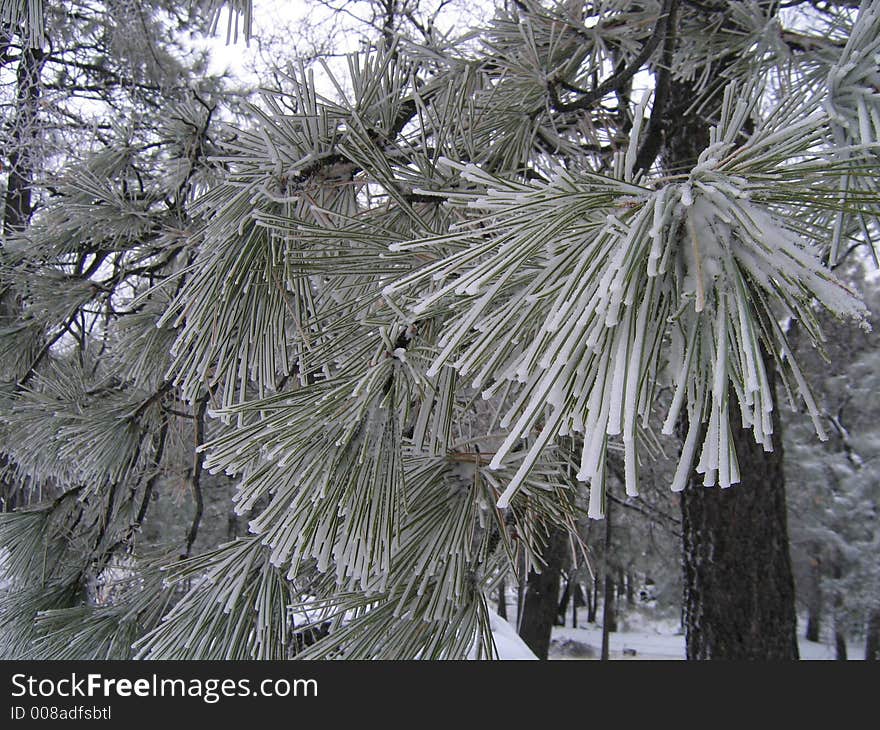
[549, 612, 684, 660]
[489, 602, 867, 660]
[487, 611, 538, 660]
[544, 610, 867, 660]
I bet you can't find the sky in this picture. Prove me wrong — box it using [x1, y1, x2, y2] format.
[201, 0, 316, 81]
[198, 0, 495, 89]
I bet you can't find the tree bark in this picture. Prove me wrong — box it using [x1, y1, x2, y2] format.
[680, 407, 799, 659]
[601, 574, 617, 657]
[587, 575, 598, 623]
[679, 345, 799, 659]
[831, 559, 847, 660]
[805, 552, 823, 642]
[865, 607, 880, 661]
[556, 574, 571, 626]
[497, 578, 508, 621]
[835, 629, 847, 661]
[517, 524, 567, 660]
[600, 500, 615, 660]
[625, 570, 635, 606]
[662, 50, 800, 658]
[3, 45, 45, 235]
[1, 40, 46, 512]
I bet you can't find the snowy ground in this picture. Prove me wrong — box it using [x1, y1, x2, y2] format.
[545, 610, 867, 660]
[495, 596, 866, 660]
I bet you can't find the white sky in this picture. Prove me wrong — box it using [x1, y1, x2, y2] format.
[197, 0, 494, 90]
[202, 0, 318, 81]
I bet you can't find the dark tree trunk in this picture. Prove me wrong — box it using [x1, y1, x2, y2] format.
[1, 42, 46, 513]
[835, 629, 847, 661]
[587, 576, 599, 623]
[3, 45, 45, 235]
[680, 356, 799, 659]
[517, 525, 567, 660]
[680, 421, 799, 659]
[830, 560, 847, 660]
[568, 578, 585, 628]
[556, 574, 570, 626]
[662, 39, 799, 657]
[600, 578, 616, 660]
[805, 553, 823, 643]
[625, 570, 635, 606]
[556, 571, 585, 627]
[805, 605, 821, 644]
[600, 501, 615, 660]
[865, 607, 880, 661]
[497, 578, 508, 621]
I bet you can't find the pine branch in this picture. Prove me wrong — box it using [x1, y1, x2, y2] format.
[634, 0, 681, 175]
[549, 0, 676, 114]
[128, 381, 173, 421]
[15, 307, 81, 388]
[135, 420, 169, 528]
[184, 395, 208, 556]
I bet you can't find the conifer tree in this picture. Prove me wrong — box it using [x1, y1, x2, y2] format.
[1, 0, 877, 659]
[0, 0, 246, 657]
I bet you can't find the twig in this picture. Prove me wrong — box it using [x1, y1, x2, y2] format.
[135, 419, 169, 527]
[634, 0, 680, 175]
[550, 0, 675, 114]
[185, 395, 208, 556]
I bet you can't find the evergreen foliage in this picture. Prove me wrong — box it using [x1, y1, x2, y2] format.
[1, 0, 877, 659]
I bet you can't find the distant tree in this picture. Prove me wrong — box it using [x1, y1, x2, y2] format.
[0, 0, 248, 657]
[786, 273, 880, 658]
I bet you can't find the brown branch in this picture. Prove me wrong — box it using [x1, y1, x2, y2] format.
[634, 0, 681, 175]
[184, 395, 208, 556]
[135, 419, 169, 527]
[550, 0, 675, 114]
[129, 380, 173, 420]
[15, 308, 81, 388]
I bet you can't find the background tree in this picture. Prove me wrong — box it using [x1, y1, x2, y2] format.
[0, 0, 253, 657]
[786, 266, 880, 658]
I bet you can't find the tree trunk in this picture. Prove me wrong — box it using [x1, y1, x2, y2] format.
[680, 358, 799, 659]
[835, 629, 847, 661]
[497, 578, 508, 621]
[601, 578, 616, 660]
[865, 607, 880, 661]
[603, 575, 617, 630]
[3, 45, 45, 235]
[1, 42, 46, 513]
[805, 553, 822, 643]
[587, 575, 598, 623]
[680, 425, 799, 659]
[556, 574, 570, 626]
[805, 604, 821, 644]
[517, 524, 567, 660]
[830, 560, 847, 660]
[663, 49, 799, 658]
[600, 500, 615, 660]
